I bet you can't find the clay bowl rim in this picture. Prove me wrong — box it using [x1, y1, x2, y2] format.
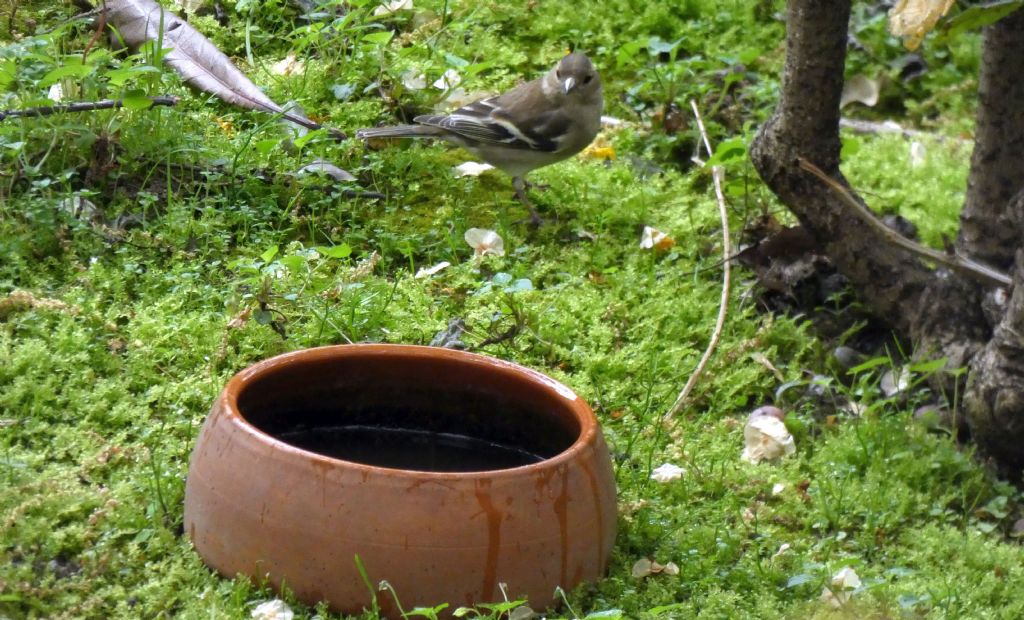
[219, 344, 600, 481]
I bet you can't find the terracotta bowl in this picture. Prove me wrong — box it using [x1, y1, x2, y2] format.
[183, 344, 617, 615]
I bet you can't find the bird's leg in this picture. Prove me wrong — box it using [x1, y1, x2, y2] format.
[512, 176, 544, 226]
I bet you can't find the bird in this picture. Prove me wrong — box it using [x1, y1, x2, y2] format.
[356, 52, 604, 224]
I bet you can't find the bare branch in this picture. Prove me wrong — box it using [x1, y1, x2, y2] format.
[798, 158, 1011, 288]
[0, 96, 180, 121]
[664, 101, 732, 420]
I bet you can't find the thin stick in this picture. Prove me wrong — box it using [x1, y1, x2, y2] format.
[663, 101, 733, 420]
[797, 158, 1011, 288]
[838, 118, 970, 144]
[0, 96, 179, 121]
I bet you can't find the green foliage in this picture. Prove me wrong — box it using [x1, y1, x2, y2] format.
[2, 1, 1022, 619]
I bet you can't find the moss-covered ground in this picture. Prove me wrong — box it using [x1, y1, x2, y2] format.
[2, 1, 1022, 618]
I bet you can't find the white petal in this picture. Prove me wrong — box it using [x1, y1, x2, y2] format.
[771, 482, 786, 495]
[373, 0, 413, 16]
[832, 566, 862, 590]
[47, 83, 64, 102]
[401, 70, 427, 90]
[650, 463, 685, 482]
[271, 53, 303, 76]
[909, 140, 926, 167]
[840, 74, 879, 108]
[771, 543, 791, 559]
[639, 225, 668, 249]
[820, 566, 861, 608]
[415, 261, 451, 278]
[464, 228, 504, 257]
[433, 69, 462, 90]
[453, 161, 495, 177]
[251, 599, 294, 620]
[741, 415, 796, 464]
[631, 558, 653, 578]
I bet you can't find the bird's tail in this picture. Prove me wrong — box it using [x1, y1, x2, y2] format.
[355, 125, 443, 140]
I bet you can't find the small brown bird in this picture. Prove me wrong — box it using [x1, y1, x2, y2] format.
[357, 53, 604, 223]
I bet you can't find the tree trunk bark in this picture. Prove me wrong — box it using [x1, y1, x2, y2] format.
[959, 11, 1024, 473]
[959, 10, 1024, 271]
[749, 0, 933, 335]
[964, 251, 1024, 472]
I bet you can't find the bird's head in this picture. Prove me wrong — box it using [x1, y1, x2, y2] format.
[547, 52, 602, 101]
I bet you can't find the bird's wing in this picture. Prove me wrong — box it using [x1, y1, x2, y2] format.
[414, 94, 570, 153]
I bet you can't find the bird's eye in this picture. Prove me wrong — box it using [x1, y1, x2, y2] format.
[583, 74, 593, 84]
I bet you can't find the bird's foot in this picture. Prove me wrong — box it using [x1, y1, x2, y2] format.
[512, 176, 552, 227]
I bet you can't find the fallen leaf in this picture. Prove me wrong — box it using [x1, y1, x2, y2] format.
[889, 0, 956, 50]
[464, 228, 504, 257]
[453, 161, 495, 177]
[631, 558, 679, 579]
[227, 308, 251, 329]
[650, 463, 685, 482]
[581, 134, 616, 160]
[640, 225, 675, 251]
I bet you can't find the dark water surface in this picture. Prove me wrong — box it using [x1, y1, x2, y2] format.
[276, 424, 547, 472]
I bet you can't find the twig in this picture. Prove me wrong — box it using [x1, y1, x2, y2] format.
[663, 100, 733, 420]
[838, 118, 969, 143]
[0, 96, 179, 121]
[797, 158, 1011, 288]
[83, 0, 108, 63]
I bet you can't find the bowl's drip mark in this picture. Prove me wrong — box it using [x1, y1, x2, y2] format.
[553, 463, 570, 587]
[578, 454, 605, 567]
[474, 479, 502, 600]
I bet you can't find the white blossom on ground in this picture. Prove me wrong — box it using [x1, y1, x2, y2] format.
[741, 407, 795, 464]
[639, 225, 675, 250]
[820, 566, 862, 608]
[415, 261, 450, 278]
[433, 69, 462, 90]
[453, 161, 495, 177]
[465, 228, 504, 257]
[650, 463, 685, 482]
[373, 0, 413, 16]
[251, 599, 294, 620]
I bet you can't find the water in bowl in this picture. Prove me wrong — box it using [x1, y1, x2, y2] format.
[276, 424, 547, 472]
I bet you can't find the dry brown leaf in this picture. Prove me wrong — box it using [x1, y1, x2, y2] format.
[889, 0, 956, 50]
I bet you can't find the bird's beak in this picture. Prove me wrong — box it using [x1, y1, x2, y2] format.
[563, 77, 576, 94]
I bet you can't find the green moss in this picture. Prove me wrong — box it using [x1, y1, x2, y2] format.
[1, 1, 1019, 619]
